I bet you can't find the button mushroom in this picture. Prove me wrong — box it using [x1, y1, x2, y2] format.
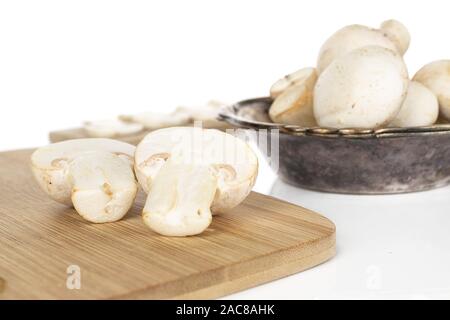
[314, 46, 409, 129]
[317, 19, 409, 74]
[390, 81, 439, 127]
[119, 101, 229, 131]
[174, 100, 229, 129]
[84, 119, 144, 138]
[413, 60, 450, 121]
[269, 67, 317, 98]
[31, 139, 138, 223]
[379, 19, 411, 56]
[134, 127, 258, 236]
[269, 68, 318, 127]
[119, 111, 191, 130]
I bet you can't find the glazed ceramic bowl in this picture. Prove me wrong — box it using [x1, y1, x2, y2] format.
[219, 97, 450, 194]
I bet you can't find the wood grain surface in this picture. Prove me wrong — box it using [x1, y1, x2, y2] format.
[0, 149, 336, 299]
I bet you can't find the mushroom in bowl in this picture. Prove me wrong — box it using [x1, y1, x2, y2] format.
[219, 19, 450, 194]
[219, 97, 450, 194]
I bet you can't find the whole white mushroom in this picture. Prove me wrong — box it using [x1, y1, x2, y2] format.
[317, 20, 410, 74]
[380, 19, 411, 55]
[390, 81, 439, 127]
[314, 46, 409, 129]
[413, 60, 450, 121]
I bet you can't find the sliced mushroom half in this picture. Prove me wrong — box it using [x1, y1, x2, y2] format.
[135, 127, 258, 236]
[269, 68, 318, 127]
[83, 119, 144, 138]
[31, 139, 138, 223]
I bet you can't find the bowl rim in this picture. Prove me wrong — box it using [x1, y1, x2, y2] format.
[219, 97, 450, 139]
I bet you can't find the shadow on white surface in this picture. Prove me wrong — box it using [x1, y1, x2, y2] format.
[225, 178, 450, 299]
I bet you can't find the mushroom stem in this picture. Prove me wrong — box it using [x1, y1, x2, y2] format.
[69, 151, 138, 223]
[143, 157, 218, 237]
[135, 127, 258, 236]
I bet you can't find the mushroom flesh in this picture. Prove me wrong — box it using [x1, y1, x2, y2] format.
[135, 127, 258, 236]
[84, 119, 144, 138]
[269, 67, 317, 98]
[269, 68, 318, 127]
[31, 139, 138, 223]
[120, 111, 191, 130]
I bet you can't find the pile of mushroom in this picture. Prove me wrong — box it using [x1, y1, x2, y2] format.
[269, 19, 448, 129]
[83, 101, 229, 138]
[31, 128, 258, 237]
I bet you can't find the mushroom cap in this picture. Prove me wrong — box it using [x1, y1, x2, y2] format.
[31, 138, 135, 205]
[135, 127, 258, 212]
[314, 46, 409, 129]
[269, 81, 317, 127]
[270, 67, 317, 98]
[390, 81, 439, 127]
[317, 24, 399, 74]
[413, 60, 450, 121]
[380, 19, 411, 56]
[84, 119, 144, 138]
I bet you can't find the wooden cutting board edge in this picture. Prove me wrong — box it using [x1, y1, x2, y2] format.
[124, 240, 335, 300]
[108, 193, 336, 299]
[0, 149, 336, 300]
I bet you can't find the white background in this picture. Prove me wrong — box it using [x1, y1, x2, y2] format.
[2, 1, 450, 300]
[1, 0, 450, 151]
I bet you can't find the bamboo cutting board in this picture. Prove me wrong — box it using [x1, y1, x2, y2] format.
[0, 149, 336, 299]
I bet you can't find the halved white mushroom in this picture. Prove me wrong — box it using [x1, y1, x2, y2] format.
[119, 111, 191, 130]
[142, 156, 217, 237]
[84, 119, 144, 138]
[413, 60, 450, 121]
[317, 19, 409, 74]
[390, 81, 439, 127]
[31, 139, 138, 223]
[314, 46, 409, 129]
[269, 67, 317, 98]
[135, 127, 258, 236]
[269, 68, 318, 127]
[174, 100, 229, 129]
